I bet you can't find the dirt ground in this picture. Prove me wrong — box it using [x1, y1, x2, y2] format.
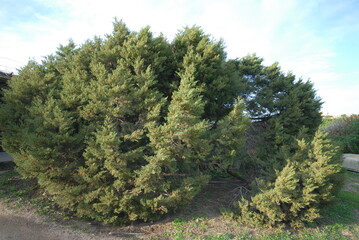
[0, 173, 246, 240]
[0, 203, 123, 240]
[0, 163, 358, 240]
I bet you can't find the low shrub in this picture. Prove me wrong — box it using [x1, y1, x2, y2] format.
[231, 130, 344, 228]
[323, 115, 359, 153]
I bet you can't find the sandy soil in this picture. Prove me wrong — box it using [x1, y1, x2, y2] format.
[0, 176, 243, 240]
[0, 204, 123, 240]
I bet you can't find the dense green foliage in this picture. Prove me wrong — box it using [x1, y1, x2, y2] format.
[235, 55, 322, 131]
[0, 21, 337, 226]
[322, 115, 359, 154]
[233, 131, 344, 228]
[232, 55, 323, 174]
[0, 71, 12, 151]
[0, 21, 249, 223]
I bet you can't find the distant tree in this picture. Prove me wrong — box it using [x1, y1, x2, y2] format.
[324, 115, 359, 154]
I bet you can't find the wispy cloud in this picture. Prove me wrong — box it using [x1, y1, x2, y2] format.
[0, 0, 358, 115]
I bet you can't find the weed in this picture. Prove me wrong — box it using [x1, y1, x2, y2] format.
[70, 225, 79, 231]
[192, 216, 208, 223]
[173, 217, 187, 230]
[7, 185, 17, 192]
[0, 179, 10, 186]
[173, 230, 185, 240]
[204, 233, 234, 240]
[15, 190, 26, 196]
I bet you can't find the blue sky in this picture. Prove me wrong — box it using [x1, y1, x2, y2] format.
[0, 0, 358, 116]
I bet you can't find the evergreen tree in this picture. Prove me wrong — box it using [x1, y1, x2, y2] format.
[209, 97, 250, 172]
[236, 54, 322, 132]
[0, 21, 331, 226]
[172, 27, 239, 121]
[233, 54, 323, 175]
[0, 22, 249, 223]
[0, 71, 12, 151]
[130, 56, 212, 220]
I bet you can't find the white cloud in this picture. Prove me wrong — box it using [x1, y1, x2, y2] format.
[1, 0, 358, 115]
[319, 84, 359, 116]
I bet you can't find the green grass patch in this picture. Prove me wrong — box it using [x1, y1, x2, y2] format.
[0, 170, 16, 187]
[318, 191, 359, 225]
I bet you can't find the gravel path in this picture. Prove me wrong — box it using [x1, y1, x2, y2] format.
[343, 154, 359, 172]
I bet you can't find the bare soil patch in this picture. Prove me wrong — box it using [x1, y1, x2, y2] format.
[0, 162, 251, 240]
